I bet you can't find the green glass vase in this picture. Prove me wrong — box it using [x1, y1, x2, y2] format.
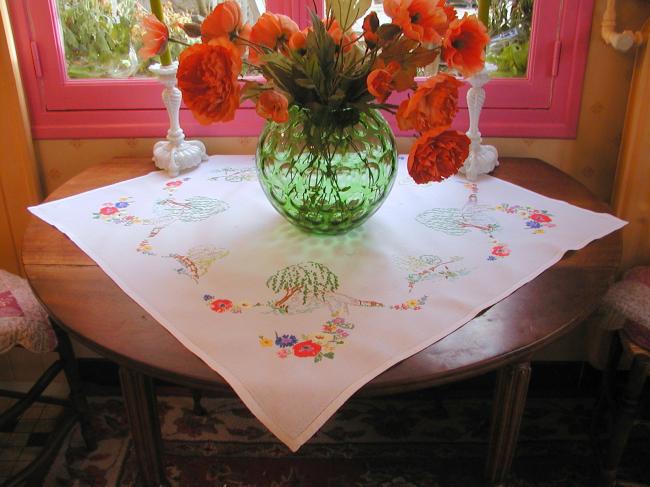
[256, 106, 398, 235]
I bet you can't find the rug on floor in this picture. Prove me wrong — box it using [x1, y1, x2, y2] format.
[44, 392, 649, 486]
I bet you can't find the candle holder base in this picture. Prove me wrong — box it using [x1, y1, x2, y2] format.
[459, 143, 498, 181]
[153, 140, 208, 178]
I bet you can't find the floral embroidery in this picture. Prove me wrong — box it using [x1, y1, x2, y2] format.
[491, 245, 510, 257]
[210, 299, 233, 313]
[259, 317, 354, 363]
[258, 336, 273, 347]
[275, 334, 298, 348]
[204, 295, 261, 313]
[93, 198, 141, 224]
[163, 178, 190, 195]
[390, 295, 428, 310]
[494, 204, 555, 234]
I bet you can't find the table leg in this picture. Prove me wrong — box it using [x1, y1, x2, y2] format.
[485, 361, 531, 486]
[118, 367, 168, 487]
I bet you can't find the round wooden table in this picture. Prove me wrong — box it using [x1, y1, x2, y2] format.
[23, 157, 622, 487]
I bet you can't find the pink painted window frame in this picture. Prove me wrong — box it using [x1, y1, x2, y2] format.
[8, 0, 594, 139]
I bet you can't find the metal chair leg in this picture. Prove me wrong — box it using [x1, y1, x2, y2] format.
[53, 320, 97, 451]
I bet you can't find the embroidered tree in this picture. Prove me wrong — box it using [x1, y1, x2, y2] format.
[416, 207, 498, 236]
[155, 196, 229, 223]
[266, 262, 339, 309]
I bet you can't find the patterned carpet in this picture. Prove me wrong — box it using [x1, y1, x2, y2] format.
[40, 390, 650, 486]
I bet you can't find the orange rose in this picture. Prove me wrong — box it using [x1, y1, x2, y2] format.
[384, 0, 448, 44]
[177, 38, 242, 125]
[249, 13, 299, 64]
[407, 129, 469, 183]
[255, 90, 289, 123]
[288, 29, 308, 51]
[362, 12, 379, 47]
[138, 15, 169, 60]
[396, 73, 462, 132]
[367, 62, 400, 103]
[443, 15, 490, 78]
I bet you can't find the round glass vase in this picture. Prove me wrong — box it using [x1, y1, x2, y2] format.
[256, 106, 398, 235]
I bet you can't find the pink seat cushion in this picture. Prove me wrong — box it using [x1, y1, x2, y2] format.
[604, 266, 650, 350]
[0, 270, 57, 354]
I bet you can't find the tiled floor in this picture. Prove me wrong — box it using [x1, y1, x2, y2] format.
[0, 397, 63, 484]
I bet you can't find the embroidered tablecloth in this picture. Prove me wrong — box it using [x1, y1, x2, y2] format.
[29, 155, 625, 451]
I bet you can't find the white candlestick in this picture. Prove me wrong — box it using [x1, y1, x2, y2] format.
[459, 67, 499, 181]
[149, 62, 208, 177]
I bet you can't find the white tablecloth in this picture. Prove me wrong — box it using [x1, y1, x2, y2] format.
[29, 155, 625, 451]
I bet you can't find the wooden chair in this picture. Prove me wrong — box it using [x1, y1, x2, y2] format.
[0, 270, 95, 486]
[596, 266, 650, 487]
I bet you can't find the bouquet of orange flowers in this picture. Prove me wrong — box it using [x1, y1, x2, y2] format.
[141, 0, 489, 184]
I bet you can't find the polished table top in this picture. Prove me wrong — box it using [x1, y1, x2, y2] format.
[22, 157, 622, 395]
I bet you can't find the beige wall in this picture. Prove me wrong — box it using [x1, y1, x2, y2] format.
[35, 0, 650, 205]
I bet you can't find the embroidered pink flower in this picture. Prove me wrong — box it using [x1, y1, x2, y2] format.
[210, 299, 233, 313]
[530, 213, 552, 223]
[491, 245, 510, 257]
[277, 349, 289, 358]
[293, 340, 322, 357]
[166, 181, 183, 187]
[100, 206, 118, 215]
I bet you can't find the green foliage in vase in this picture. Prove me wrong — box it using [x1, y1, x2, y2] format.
[252, 11, 438, 129]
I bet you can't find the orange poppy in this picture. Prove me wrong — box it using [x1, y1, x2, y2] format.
[255, 90, 289, 123]
[138, 14, 169, 61]
[177, 38, 242, 125]
[249, 12, 299, 64]
[396, 73, 462, 132]
[201, 1, 250, 55]
[201, 0, 242, 41]
[407, 129, 469, 183]
[384, 0, 448, 44]
[443, 15, 490, 78]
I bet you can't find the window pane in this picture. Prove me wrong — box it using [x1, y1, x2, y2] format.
[486, 0, 533, 78]
[56, 0, 264, 79]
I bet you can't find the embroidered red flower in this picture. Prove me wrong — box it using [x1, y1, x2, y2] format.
[491, 245, 510, 257]
[100, 206, 118, 215]
[292, 340, 322, 357]
[530, 213, 552, 223]
[211, 299, 233, 313]
[166, 181, 183, 187]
